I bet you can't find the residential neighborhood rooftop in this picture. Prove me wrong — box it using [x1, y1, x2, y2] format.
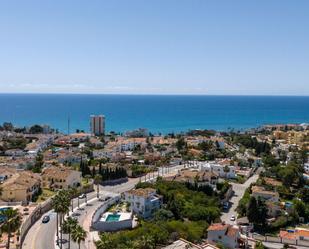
[126, 187, 157, 198]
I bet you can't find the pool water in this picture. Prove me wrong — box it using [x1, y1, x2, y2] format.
[106, 214, 120, 222]
[0, 207, 11, 223]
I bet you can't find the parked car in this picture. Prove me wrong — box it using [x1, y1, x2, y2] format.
[42, 215, 50, 223]
[230, 215, 236, 221]
[99, 196, 112, 202]
[78, 194, 86, 199]
[223, 202, 229, 210]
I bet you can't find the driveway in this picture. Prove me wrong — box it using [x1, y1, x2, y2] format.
[220, 170, 260, 224]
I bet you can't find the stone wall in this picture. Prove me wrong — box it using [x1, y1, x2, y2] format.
[253, 234, 309, 247]
[19, 199, 52, 248]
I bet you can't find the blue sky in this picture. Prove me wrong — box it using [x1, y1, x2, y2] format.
[0, 0, 308, 95]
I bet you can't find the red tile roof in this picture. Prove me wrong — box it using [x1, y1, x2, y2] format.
[207, 223, 229, 231]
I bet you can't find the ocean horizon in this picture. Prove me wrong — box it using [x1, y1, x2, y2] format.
[0, 93, 309, 134]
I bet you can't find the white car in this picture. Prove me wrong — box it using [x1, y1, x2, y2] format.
[230, 215, 236, 221]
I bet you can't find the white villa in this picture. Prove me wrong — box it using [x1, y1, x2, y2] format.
[165, 169, 218, 190]
[124, 188, 162, 219]
[207, 223, 240, 249]
[198, 162, 236, 179]
[251, 186, 279, 202]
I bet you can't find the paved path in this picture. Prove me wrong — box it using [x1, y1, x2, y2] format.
[220, 169, 260, 224]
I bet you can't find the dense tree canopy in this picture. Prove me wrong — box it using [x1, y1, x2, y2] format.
[96, 180, 221, 248]
[232, 134, 271, 156]
[29, 124, 43, 134]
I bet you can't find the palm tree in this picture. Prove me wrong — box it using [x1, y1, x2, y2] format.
[60, 191, 71, 248]
[95, 233, 115, 249]
[94, 174, 102, 199]
[62, 217, 78, 249]
[0, 208, 21, 249]
[69, 187, 78, 212]
[71, 225, 86, 249]
[52, 190, 70, 249]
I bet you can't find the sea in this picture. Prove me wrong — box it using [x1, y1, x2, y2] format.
[0, 94, 308, 134]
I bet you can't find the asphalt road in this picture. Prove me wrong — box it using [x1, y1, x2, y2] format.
[22, 190, 98, 249]
[22, 210, 57, 249]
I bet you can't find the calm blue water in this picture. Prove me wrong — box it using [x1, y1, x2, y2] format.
[0, 94, 308, 134]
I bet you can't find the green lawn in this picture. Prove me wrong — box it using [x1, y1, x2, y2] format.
[82, 177, 93, 186]
[36, 188, 55, 203]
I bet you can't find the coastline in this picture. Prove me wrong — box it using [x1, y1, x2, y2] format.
[0, 94, 309, 134]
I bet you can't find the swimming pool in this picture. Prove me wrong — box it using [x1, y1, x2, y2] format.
[0, 207, 11, 223]
[106, 214, 120, 222]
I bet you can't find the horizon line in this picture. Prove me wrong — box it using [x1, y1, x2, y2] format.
[0, 92, 309, 97]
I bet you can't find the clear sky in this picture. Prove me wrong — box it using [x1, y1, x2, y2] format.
[0, 0, 308, 95]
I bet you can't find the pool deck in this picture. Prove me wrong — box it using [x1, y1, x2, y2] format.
[100, 211, 132, 222]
